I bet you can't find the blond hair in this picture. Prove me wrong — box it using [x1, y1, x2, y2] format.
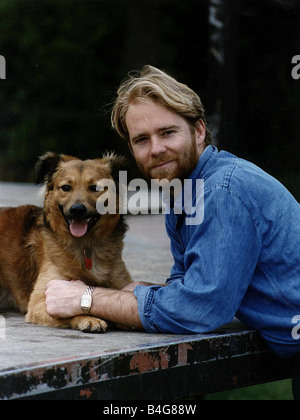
[111, 65, 212, 146]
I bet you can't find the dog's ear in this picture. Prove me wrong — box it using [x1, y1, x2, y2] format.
[35, 152, 62, 185]
[111, 156, 130, 183]
[103, 152, 130, 183]
[35, 152, 80, 185]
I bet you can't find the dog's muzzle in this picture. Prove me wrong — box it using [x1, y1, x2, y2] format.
[58, 204, 101, 238]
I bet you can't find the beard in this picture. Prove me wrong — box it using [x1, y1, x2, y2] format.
[137, 133, 200, 183]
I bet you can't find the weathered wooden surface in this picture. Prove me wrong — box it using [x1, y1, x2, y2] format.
[0, 314, 291, 400]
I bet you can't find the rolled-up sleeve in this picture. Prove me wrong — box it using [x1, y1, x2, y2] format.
[134, 187, 262, 334]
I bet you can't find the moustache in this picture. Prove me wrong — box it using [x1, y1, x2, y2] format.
[148, 156, 178, 170]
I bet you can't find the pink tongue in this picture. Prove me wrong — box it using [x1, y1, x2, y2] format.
[70, 220, 88, 237]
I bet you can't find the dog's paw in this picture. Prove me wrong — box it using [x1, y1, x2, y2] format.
[70, 316, 108, 333]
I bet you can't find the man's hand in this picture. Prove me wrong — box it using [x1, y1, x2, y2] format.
[45, 280, 86, 318]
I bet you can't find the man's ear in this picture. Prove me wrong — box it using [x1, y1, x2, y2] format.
[35, 152, 62, 185]
[194, 119, 206, 152]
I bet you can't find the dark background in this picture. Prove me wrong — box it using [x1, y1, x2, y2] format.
[0, 0, 299, 200]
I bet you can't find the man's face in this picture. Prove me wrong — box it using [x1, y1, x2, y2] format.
[125, 100, 206, 182]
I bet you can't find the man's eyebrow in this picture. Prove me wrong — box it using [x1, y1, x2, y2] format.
[158, 125, 181, 132]
[131, 125, 181, 142]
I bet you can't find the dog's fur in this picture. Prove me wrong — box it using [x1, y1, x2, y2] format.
[0, 152, 132, 332]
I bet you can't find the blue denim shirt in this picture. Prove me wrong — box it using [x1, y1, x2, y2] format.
[134, 146, 300, 358]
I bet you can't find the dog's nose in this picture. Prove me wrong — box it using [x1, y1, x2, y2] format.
[69, 204, 87, 219]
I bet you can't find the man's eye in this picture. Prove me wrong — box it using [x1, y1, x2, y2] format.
[133, 137, 147, 145]
[60, 185, 72, 192]
[163, 130, 175, 136]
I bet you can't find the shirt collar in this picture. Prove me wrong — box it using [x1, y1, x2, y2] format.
[188, 145, 217, 181]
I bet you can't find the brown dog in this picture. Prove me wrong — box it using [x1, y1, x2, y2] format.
[0, 152, 132, 332]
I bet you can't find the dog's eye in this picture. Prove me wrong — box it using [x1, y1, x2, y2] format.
[89, 185, 98, 192]
[60, 185, 72, 192]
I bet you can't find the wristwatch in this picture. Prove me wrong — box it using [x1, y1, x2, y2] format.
[80, 286, 95, 315]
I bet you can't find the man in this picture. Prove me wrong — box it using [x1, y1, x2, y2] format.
[46, 66, 300, 396]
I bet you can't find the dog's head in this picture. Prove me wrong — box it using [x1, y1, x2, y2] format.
[36, 152, 127, 242]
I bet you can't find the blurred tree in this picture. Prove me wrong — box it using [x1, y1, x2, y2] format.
[0, 0, 299, 200]
[236, 0, 300, 199]
[0, 0, 128, 180]
[0, 0, 209, 181]
[206, 0, 300, 199]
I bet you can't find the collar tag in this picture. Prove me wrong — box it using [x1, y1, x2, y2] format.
[84, 248, 93, 270]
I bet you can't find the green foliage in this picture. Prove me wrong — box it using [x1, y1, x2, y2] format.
[205, 379, 293, 400]
[0, 0, 299, 200]
[0, 0, 127, 180]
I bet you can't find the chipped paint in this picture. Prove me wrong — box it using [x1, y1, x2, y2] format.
[130, 348, 169, 374]
[79, 387, 93, 399]
[178, 343, 193, 366]
[0, 328, 292, 399]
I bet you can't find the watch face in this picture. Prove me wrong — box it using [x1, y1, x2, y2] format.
[81, 295, 92, 309]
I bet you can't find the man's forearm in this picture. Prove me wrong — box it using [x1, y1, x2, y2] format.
[89, 288, 144, 330]
[45, 280, 158, 330]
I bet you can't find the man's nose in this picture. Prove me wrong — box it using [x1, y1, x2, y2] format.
[149, 136, 167, 157]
